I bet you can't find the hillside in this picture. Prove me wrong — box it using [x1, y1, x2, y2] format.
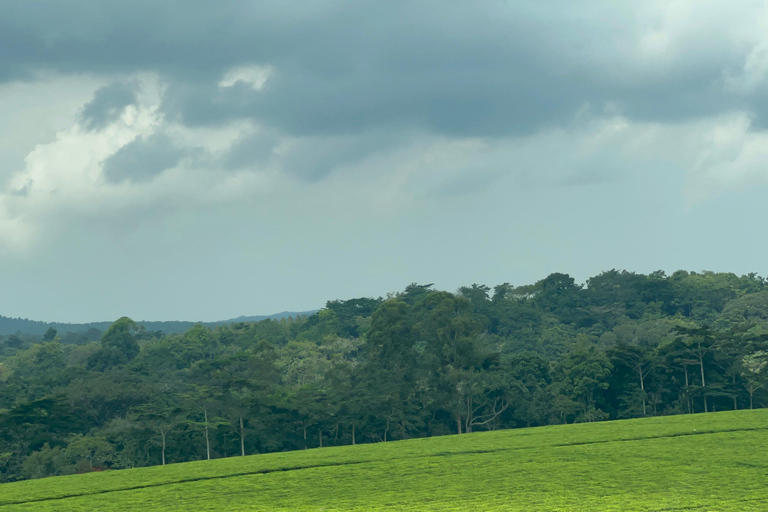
[0, 410, 766, 511]
[0, 311, 317, 337]
[3, 272, 768, 485]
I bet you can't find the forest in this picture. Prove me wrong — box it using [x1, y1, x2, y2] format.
[1, 269, 767, 482]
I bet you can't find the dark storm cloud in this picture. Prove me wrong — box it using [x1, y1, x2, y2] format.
[80, 81, 139, 130]
[0, 2, 763, 161]
[102, 133, 190, 183]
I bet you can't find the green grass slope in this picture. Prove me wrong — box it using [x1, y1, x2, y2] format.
[2, 410, 768, 511]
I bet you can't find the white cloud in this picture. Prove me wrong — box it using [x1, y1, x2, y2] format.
[0, 75, 275, 252]
[218, 65, 272, 91]
[724, 43, 768, 94]
[4, 83, 764, 255]
[686, 113, 768, 202]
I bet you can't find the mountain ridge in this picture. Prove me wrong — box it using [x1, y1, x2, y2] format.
[0, 310, 318, 336]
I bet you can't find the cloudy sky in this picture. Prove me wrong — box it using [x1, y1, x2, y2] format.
[1, 1, 768, 322]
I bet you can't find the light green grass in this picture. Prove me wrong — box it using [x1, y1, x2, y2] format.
[2, 410, 768, 511]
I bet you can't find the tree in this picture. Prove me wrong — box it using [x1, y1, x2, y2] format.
[533, 273, 582, 322]
[20, 444, 70, 479]
[609, 342, 656, 416]
[65, 435, 114, 472]
[551, 342, 612, 422]
[42, 328, 57, 342]
[182, 386, 229, 461]
[670, 325, 719, 412]
[359, 298, 424, 440]
[506, 351, 551, 427]
[136, 396, 184, 466]
[199, 347, 280, 457]
[741, 352, 768, 409]
[88, 317, 142, 370]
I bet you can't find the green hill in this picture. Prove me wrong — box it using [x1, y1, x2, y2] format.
[1, 410, 767, 511]
[0, 310, 316, 337]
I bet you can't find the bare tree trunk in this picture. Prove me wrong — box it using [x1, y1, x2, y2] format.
[204, 409, 211, 460]
[303, 426, 307, 449]
[639, 366, 647, 416]
[684, 366, 692, 414]
[240, 416, 245, 457]
[699, 353, 708, 413]
[161, 431, 167, 466]
[456, 416, 462, 435]
[352, 423, 356, 445]
[466, 395, 472, 434]
[319, 429, 323, 448]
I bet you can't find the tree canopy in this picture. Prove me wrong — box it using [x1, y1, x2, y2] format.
[1, 269, 767, 482]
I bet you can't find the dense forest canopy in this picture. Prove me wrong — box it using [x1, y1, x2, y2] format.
[1, 269, 767, 482]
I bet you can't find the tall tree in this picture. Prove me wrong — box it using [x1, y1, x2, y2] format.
[609, 342, 656, 416]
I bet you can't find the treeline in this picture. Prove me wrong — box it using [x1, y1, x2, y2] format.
[0, 311, 314, 337]
[1, 270, 767, 482]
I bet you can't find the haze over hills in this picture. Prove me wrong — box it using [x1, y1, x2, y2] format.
[0, 311, 318, 337]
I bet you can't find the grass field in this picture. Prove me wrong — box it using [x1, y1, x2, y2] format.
[2, 410, 768, 511]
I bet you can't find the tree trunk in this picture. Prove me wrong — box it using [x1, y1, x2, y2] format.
[352, 423, 356, 445]
[161, 431, 167, 466]
[204, 409, 211, 460]
[303, 426, 307, 450]
[319, 429, 323, 448]
[456, 416, 462, 435]
[466, 395, 472, 434]
[240, 416, 245, 457]
[698, 353, 708, 413]
[684, 366, 691, 414]
[638, 366, 647, 416]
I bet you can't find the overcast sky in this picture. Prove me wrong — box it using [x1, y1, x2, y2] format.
[1, 1, 768, 322]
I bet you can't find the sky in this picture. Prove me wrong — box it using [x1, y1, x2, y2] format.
[1, 1, 768, 323]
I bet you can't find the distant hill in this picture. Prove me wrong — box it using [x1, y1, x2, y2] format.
[0, 311, 318, 337]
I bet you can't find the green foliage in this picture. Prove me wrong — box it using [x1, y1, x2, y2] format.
[87, 317, 141, 370]
[20, 443, 70, 480]
[41, 328, 57, 342]
[2, 411, 768, 510]
[1, 271, 768, 484]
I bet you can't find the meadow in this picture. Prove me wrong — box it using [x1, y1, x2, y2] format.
[1, 410, 768, 511]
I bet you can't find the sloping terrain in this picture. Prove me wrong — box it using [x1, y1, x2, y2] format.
[1, 410, 767, 511]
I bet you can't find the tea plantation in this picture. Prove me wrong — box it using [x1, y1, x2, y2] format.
[1, 410, 768, 511]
